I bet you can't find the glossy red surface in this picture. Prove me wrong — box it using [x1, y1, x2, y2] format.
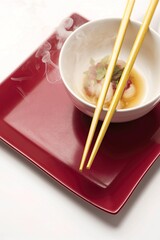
[0, 13, 160, 214]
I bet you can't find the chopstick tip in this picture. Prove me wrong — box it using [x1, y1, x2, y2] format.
[86, 162, 92, 169]
[79, 163, 84, 171]
[79, 167, 83, 172]
[79, 152, 88, 171]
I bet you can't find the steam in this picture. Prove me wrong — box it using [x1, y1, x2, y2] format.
[35, 41, 58, 69]
[9, 16, 76, 100]
[16, 86, 26, 98]
[11, 17, 75, 88]
[55, 17, 74, 49]
[35, 17, 74, 84]
[11, 76, 33, 82]
[35, 41, 52, 58]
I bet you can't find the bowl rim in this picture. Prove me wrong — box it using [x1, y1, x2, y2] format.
[59, 17, 160, 113]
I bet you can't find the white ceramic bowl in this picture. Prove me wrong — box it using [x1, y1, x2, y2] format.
[59, 18, 160, 122]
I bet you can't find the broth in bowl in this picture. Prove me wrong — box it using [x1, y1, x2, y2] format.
[81, 56, 145, 110]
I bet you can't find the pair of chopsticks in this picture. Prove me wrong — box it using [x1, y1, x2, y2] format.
[79, 0, 159, 171]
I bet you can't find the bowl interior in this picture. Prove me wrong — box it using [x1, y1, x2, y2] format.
[59, 18, 160, 122]
[60, 19, 160, 109]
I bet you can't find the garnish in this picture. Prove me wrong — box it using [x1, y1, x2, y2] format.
[83, 56, 125, 91]
[83, 56, 143, 110]
[96, 65, 106, 80]
[112, 65, 124, 81]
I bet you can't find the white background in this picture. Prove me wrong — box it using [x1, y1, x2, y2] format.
[0, 1, 160, 240]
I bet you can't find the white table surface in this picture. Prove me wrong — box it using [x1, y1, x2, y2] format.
[0, 1, 160, 240]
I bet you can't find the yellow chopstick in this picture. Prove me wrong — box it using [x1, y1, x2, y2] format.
[86, 0, 159, 169]
[79, 0, 136, 171]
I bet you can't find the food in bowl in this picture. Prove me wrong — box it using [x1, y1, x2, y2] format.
[59, 18, 160, 122]
[82, 56, 145, 110]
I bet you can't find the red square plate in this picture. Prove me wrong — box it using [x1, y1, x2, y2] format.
[0, 13, 160, 214]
